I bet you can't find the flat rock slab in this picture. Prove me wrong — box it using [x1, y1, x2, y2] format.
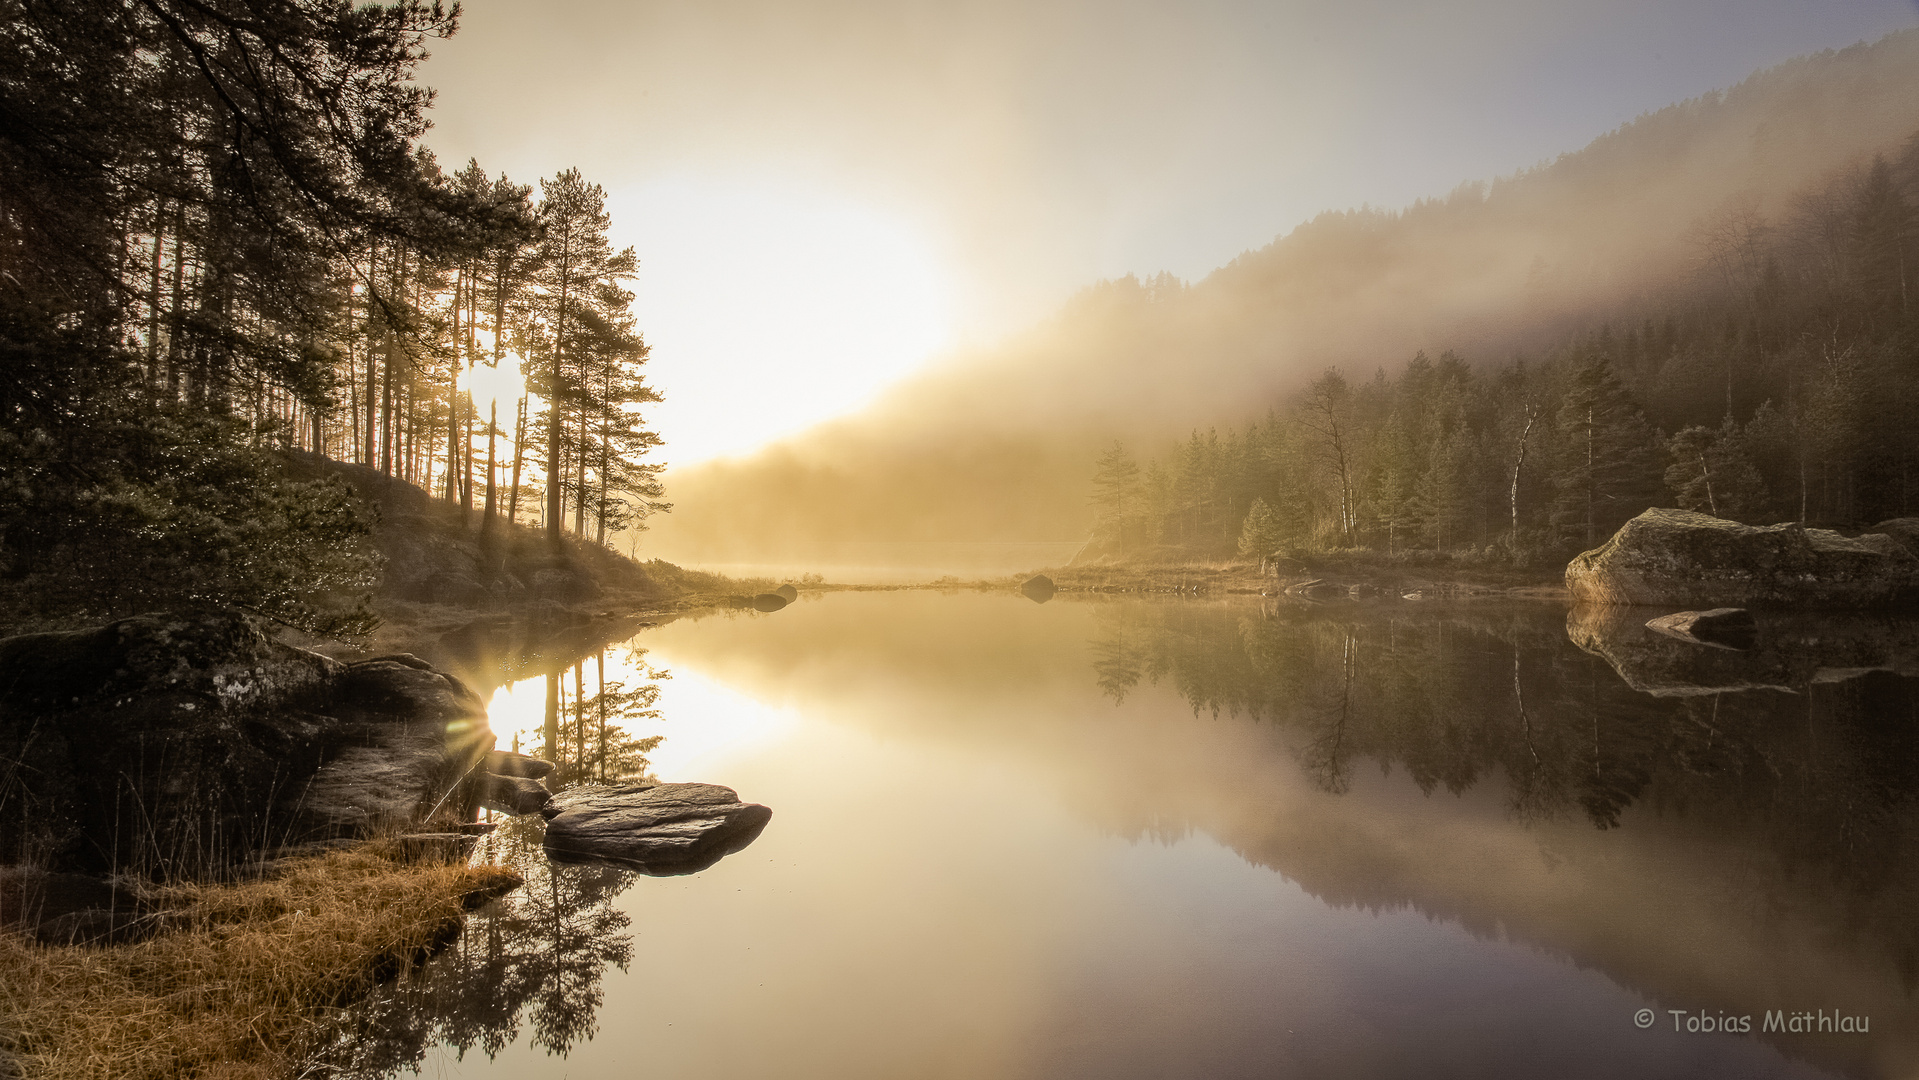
[541, 782, 772, 876]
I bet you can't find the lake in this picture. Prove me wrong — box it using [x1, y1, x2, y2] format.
[328, 590, 1919, 1080]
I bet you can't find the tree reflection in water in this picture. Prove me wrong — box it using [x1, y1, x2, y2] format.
[315, 644, 670, 1077]
[535, 645, 668, 786]
[316, 817, 638, 1077]
[1086, 599, 1919, 859]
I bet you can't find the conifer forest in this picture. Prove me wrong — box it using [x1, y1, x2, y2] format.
[0, 0, 665, 635]
[1088, 143, 1919, 566]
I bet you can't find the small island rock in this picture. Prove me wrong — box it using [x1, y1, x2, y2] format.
[752, 593, 789, 612]
[541, 782, 772, 875]
[1021, 575, 1057, 603]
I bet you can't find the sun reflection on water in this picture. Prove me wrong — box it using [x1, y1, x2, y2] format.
[481, 642, 798, 781]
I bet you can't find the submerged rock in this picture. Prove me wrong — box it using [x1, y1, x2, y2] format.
[752, 593, 789, 612]
[1566, 508, 1919, 608]
[1021, 575, 1057, 603]
[1644, 608, 1757, 650]
[541, 782, 772, 875]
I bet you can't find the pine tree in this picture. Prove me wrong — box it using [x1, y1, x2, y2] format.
[1237, 498, 1286, 571]
[1663, 418, 1769, 521]
[529, 169, 638, 546]
[1089, 442, 1143, 552]
[1553, 354, 1657, 548]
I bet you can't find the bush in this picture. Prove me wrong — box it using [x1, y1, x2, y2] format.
[0, 408, 380, 640]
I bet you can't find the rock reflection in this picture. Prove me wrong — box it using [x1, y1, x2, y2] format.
[1569, 606, 1919, 697]
[316, 817, 638, 1077]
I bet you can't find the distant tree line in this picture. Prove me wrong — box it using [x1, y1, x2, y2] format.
[0, 0, 664, 633]
[1089, 136, 1919, 565]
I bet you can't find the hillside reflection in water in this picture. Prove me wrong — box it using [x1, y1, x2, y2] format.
[353, 591, 1919, 1080]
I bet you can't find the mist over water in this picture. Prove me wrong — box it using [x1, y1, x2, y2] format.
[654, 541, 1086, 585]
[346, 591, 1919, 1080]
[645, 28, 1919, 561]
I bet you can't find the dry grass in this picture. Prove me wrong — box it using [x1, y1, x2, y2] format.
[0, 849, 522, 1080]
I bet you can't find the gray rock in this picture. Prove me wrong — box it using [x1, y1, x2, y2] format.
[775, 584, 800, 602]
[300, 736, 459, 831]
[1566, 508, 1919, 608]
[541, 782, 772, 875]
[1875, 518, 1919, 557]
[336, 659, 487, 725]
[752, 593, 789, 612]
[485, 749, 555, 779]
[477, 772, 551, 816]
[1021, 575, 1057, 603]
[0, 610, 495, 874]
[1644, 608, 1757, 649]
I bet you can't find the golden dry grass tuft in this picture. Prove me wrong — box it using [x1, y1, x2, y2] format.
[0, 849, 522, 1080]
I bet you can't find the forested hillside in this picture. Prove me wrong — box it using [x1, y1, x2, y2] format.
[652, 29, 1919, 564]
[0, 0, 664, 635]
[1093, 135, 1919, 564]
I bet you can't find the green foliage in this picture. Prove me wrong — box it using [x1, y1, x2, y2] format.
[1237, 498, 1285, 560]
[1085, 125, 1919, 561]
[1663, 419, 1769, 522]
[0, 405, 380, 638]
[1551, 353, 1658, 548]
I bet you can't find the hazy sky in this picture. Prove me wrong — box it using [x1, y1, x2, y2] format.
[418, 0, 1919, 464]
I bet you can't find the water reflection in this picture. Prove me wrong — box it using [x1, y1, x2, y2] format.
[485, 645, 667, 784]
[320, 818, 638, 1077]
[1092, 600, 1919, 836]
[346, 593, 1919, 1080]
[1080, 598, 1919, 1077]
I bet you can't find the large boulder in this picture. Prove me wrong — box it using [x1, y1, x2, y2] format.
[0, 611, 494, 875]
[541, 782, 772, 876]
[1566, 509, 1919, 608]
[1021, 575, 1057, 603]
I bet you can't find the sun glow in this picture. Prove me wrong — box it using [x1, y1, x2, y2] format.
[459, 335, 526, 419]
[616, 178, 957, 466]
[480, 646, 798, 780]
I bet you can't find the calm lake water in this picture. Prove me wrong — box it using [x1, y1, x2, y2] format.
[334, 590, 1919, 1080]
